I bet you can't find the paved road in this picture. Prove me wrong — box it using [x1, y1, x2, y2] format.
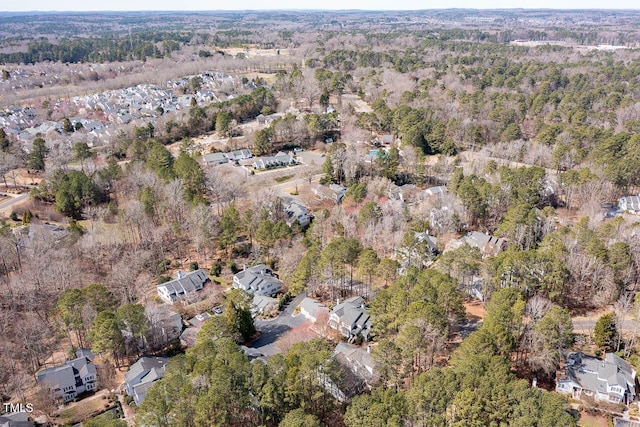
[248, 293, 308, 357]
[573, 317, 637, 334]
[0, 193, 29, 211]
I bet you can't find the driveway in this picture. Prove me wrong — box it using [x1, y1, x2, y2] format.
[0, 192, 28, 211]
[248, 293, 309, 357]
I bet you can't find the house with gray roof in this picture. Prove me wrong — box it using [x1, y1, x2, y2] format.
[334, 342, 377, 388]
[179, 312, 212, 347]
[37, 349, 97, 403]
[124, 356, 169, 406]
[619, 194, 640, 215]
[425, 185, 448, 197]
[299, 297, 329, 323]
[312, 184, 347, 204]
[233, 264, 283, 297]
[285, 202, 311, 227]
[227, 149, 253, 161]
[156, 269, 209, 305]
[252, 294, 279, 316]
[0, 412, 35, 427]
[252, 151, 296, 170]
[556, 352, 637, 404]
[446, 231, 507, 258]
[329, 297, 372, 342]
[398, 231, 438, 270]
[202, 152, 229, 165]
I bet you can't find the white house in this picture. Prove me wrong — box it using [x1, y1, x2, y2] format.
[156, 269, 209, 304]
[425, 185, 448, 197]
[285, 202, 312, 227]
[619, 195, 640, 214]
[299, 297, 329, 323]
[252, 151, 297, 170]
[233, 264, 283, 296]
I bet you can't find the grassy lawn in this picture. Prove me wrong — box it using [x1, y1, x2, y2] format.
[58, 394, 111, 425]
[210, 276, 226, 285]
[274, 174, 294, 183]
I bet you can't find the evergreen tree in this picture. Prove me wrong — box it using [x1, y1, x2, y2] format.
[28, 137, 48, 171]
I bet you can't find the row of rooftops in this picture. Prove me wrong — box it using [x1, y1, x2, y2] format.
[1, 72, 241, 145]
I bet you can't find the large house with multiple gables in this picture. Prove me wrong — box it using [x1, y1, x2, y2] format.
[37, 349, 97, 403]
[329, 296, 372, 343]
[556, 352, 637, 404]
[233, 264, 283, 297]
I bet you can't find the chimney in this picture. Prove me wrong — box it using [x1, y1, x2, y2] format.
[336, 298, 341, 305]
[367, 345, 371, 354]
[243, 264, 247, 271]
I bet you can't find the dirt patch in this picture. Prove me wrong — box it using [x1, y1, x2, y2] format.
[464, 301, 486, 321]
[578, 411, 610, 427]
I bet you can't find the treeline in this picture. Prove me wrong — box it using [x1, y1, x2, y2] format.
[0, 31, 191, 64]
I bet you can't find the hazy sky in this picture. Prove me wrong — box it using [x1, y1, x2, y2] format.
[4, 0, 640, 12]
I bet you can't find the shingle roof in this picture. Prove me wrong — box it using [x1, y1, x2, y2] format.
[332, 297, 371, 338]
[234, 265, 282, 295]
[157, 269, 209, 302]
[124, 356, 168, 386]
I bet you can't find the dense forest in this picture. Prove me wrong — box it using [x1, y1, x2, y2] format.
[4, 9, 640, 427]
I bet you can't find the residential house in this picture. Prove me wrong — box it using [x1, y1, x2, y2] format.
[233, 264, 283, 297]
[381, 134, 394, 145]
[227, 149, 252, 161]
[446, 231, 507, 258]
[124, 356, 169, 406]
[146, 306, 184, 348]
[619, 194, 640, 214]
[387, 184, 420, 204]
[425, 186, 448, 197]
[285, 202, 312, 227]
[156, 269, 209, 305]
[0, 412, 35, 427]
[312, 184, 347, 204]
[37, 349, 97, 403]
[556, 352, 637, 404]
[334, 342, 377, 388]
[252, 151, 297, 170]
[398, 231, 438, 270]
[256, 113, 283, 125]
[329, 297, 372, 342]
[319, 343, 375, 403]
[202, 152, 228, 165]
[299, 297, 329, 323]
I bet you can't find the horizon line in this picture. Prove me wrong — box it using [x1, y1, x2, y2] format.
[3, 7, 640, 13]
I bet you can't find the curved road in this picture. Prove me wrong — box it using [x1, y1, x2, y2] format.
[248, 293, 309, 358]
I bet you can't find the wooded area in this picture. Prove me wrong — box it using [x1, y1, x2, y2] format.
[3, 8, 640, 426]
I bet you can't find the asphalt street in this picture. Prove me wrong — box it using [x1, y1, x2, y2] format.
[248, 292, 308, 357]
